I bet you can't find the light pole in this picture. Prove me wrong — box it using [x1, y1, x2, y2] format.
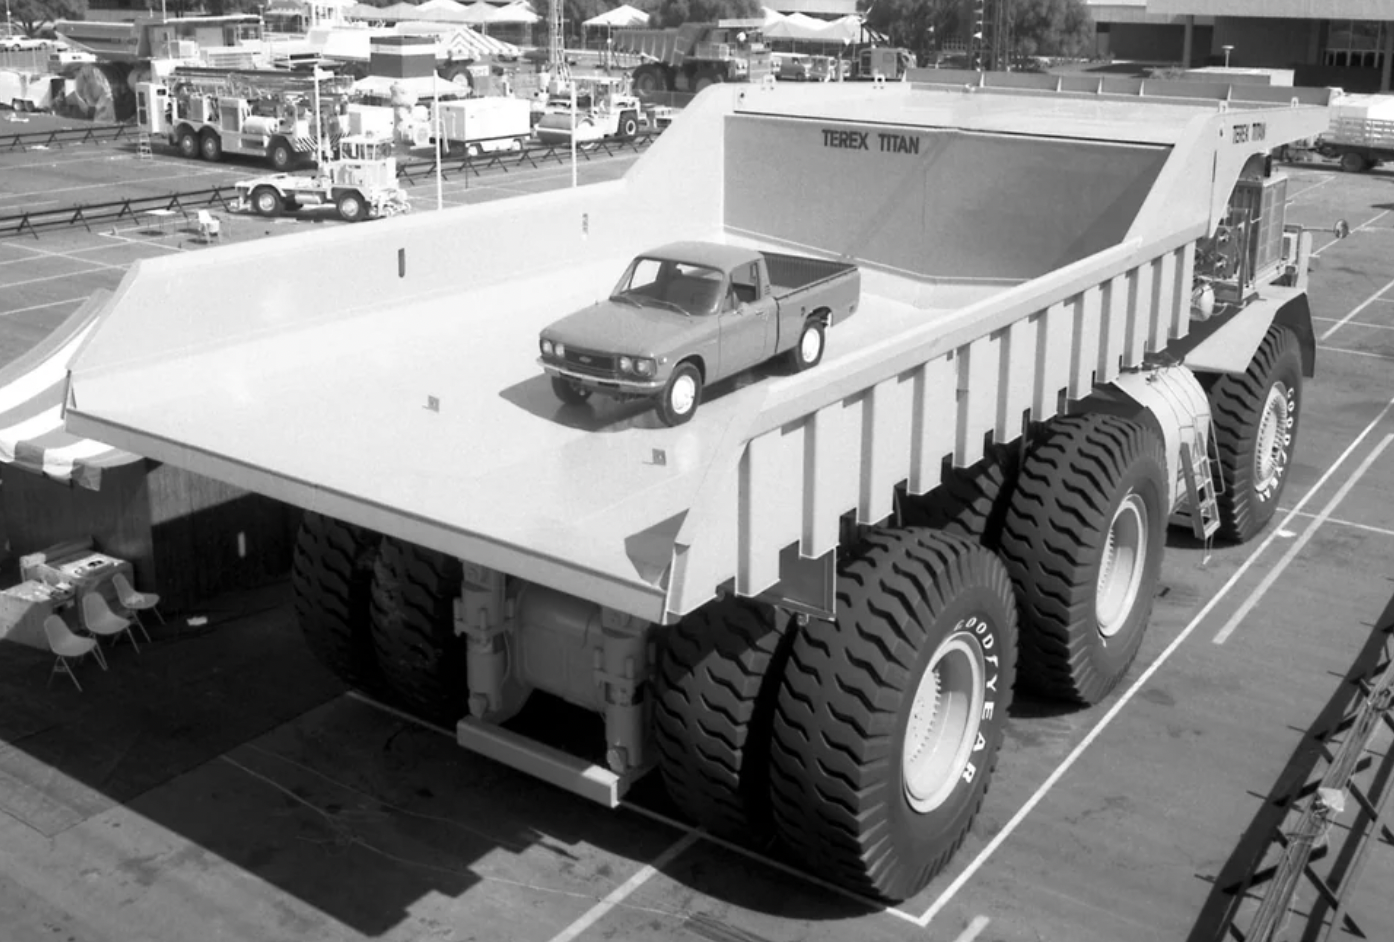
[1222, 44, 1234, 68]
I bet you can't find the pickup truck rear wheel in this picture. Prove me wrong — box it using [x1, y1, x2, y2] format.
[369, 538, 469, 722]
[998, 414, 1166, 704]
[292, 513, 384, 694]
[788, 319, 825, 372]
[551, 376, 591, 405]
[251, 186, 283, 217]
[768, 528, 1018, 901]
[658, 362, 702, 426]
[655, 598, 792, 840]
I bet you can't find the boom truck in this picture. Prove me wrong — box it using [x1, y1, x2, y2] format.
[615, 21, 775, 93]
[63, 72, 1337, 902]
[137, 68, 355, 170]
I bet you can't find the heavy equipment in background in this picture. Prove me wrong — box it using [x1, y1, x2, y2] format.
[137, 68, 354, 170]
[66, 72, 1337, 903]
[53, 13, 268, 122]
[616, 21, 774, 93]
[855, 45, 916, 79]
[533, 76, 646, 145]
[233, 132, 409, 222]
[1313, 93, 1394, 172]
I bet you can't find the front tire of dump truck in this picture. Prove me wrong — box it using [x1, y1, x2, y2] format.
[292, 513, 384, 694]
[658, 361, 703, 427]
[1206, 325, 1303, 543]
[998, 414, 1166, 704]
[768, 528, 1017, 901]
[369, 538, 470, 723]
[630, 64, 669, 94]
[655, 597, 793, 841]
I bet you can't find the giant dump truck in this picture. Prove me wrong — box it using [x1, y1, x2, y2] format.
[614, 21, 775, 93]
[64, 72, 1334, 902]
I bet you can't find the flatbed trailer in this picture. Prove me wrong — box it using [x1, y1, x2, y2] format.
[64, 71, 1336, 902]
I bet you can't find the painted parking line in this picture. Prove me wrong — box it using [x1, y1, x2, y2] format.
[913, 395, 1394, 927]
[1318, 274, 1394, 339]
[1278, 508, 1394, 540]
[952, 915, 991, 942]
[1211, 434, 1393, 644]
[544, 830, 702, 942]
[1314, 315, 1394, 328]
[1320, 345, 1394, 363]
[1312, 209, 1390, 257]
[0, 297, 88, 317]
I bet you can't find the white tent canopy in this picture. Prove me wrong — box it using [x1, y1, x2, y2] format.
[584, 4, 650, 28]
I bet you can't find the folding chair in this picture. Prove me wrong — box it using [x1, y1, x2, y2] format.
[197, 209, 222, 243]
[112, 572, 161, 642]
[81, 591, 141, 653]
[43, 615, 107, 691]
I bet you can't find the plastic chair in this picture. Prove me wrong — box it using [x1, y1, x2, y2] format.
[43, 615, 107, 691]
[111, 572, 160, 641]
[197, 209, 222, 243]
[81, 591, 141, 653]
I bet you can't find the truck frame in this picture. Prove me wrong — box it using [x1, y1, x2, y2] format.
[66, 72, 1335, 903]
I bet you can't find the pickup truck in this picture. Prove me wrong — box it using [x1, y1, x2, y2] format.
[538, 241, 861, 425]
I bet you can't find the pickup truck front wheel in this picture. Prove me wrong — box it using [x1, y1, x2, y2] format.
[659, 362, 702, 426]
[788, 319, 825, 372]
[551, 376, 591, 405]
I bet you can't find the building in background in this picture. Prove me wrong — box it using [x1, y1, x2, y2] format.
[1087, 0, 1393, 91]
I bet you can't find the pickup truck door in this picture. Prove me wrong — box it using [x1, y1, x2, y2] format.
[717, 266, 778, 377]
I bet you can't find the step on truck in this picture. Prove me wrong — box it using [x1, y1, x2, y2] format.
[66, 72, 1337, 902]
[539, 242, 861, 425]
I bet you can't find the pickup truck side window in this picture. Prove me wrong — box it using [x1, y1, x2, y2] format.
[731, 262, 760, 305]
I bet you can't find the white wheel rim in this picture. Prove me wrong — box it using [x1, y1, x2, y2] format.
[670, 374, 697, 415]
[902, 631, 986, 814]
[1096, 492, 1147, 637]
[1254, 382, 1290, 492]
[800, 327, 822, 364]
[257, 194, 274, 213]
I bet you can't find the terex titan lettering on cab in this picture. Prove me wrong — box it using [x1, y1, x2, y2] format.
[821, 128, 922, 155]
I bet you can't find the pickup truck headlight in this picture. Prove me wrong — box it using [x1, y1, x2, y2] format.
[554, 342, 565, 358]
[540, 338, 554, 356]
[618, 356, 633, 373]
[634, 357, 656, 377]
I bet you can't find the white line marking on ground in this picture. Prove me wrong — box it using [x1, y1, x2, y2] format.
[913, 395, 1394, 927]
[1213, 434, 1393, 644]
[0, 240, 128, 272]
[1312, 209, 1390, 257]
[545, 830, 702, 942]
[1319, 345, 1394, 363]
[1374, 299, 1394, 305]
[0, 297, 87, 317]
[1315, 314, 1394, 327]
[1319, 274, 1394, 340]
[1278, 508, 1394, 540]
[1285, 176, 1333, 201]
[0, 267, 122, 289]
[951, 915, 991, 942]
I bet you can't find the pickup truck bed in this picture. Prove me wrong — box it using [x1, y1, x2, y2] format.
[764, 252, 856, 299]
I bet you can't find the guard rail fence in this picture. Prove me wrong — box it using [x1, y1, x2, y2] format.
[0, 186, 239, 238]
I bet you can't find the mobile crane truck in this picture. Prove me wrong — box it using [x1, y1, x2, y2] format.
[64, 72, 1336, 902]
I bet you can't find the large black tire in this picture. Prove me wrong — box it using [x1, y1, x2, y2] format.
[618, 112, 639, 139]
[270, 139, 294, 172]
[369, 538, 469, 722]
[251, 186, 283, 218]
[655, 598, 792, 841]
[631, 65, 669, 94]
[177, 127, 199, 159]
[1207, 325, 1303, 543]
[769, 528, 1018, 901]
[199, 129, 222, 162]
[337, 190, 366, 223]
[998, 414, 1166, 704]
[1339, 152, 1367, 173]
[693, 68, 724, 93]
[786, 318, 825, 372]
[902, 444, 1021, 549]
[291, 513, 384, 693]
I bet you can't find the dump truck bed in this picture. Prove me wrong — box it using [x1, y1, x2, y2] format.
[65, 74, 1334, 623]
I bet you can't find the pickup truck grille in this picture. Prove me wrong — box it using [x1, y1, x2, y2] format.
[562, 347, 617, 376]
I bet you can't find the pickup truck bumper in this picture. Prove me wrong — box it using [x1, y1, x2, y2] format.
[538, 359, 667, 396]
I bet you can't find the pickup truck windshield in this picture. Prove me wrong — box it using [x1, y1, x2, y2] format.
[612, 258, 726, 317]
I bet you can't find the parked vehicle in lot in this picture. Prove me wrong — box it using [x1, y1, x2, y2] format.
[0, 35, 52, 52]
[617, 21, 774, 93]
[233, 134, 409, 222]
[533, 77, 645, 145]
[67, 73, 1338, 904]
[539, 242, 860, 425]
[772, 52, 809, 81]
[1317, 93, 1394, 172]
